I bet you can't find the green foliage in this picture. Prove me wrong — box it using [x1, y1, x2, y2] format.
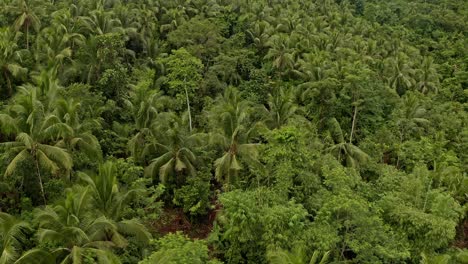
[139, 232, 218, 264]
[173, 171, 211, 217]
[161, 48, 203, 112]
[0, 0, 466, 263]
[214, 188, 309, 263]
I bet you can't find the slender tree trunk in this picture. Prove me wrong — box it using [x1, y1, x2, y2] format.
[3, 71, 12, 96]
[26, 24, 29, 50]
[184, 78, 192, 132]
[349, 104, 358, 143]
[151, 64, 158, 89]
[396, 129, 404, 169]
[33, 153, 47, 205]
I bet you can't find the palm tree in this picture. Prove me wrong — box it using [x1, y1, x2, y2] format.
[385, 52, 415, 95]
[394, 93, 430, 142]
[53, 98, 102, 162]
[264, 34, 296, 74]
[0, 213, 30, 264]
[0, 28, 28, 97]
[143, 113, 201, 185]
[262, 87, 298, 129]
[78, 8, 124, 36]
[246, 20, 273, 54]
[9, 0, 41, 50]
[208, 87, 260, 186]
[78, 162, 151, 242]
[15, 187, 122, 264]
[33, 21, 84, 81]
[0, 88, 73, 204]
[159, 5, 188, 34]
[326, 118, 368, 168]
[126, 87, 172, 162]
[415, 56, 439, 94]
[79, 162, 133, 218]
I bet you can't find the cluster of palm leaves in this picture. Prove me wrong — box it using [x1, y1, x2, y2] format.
[0, 161, 150, 264]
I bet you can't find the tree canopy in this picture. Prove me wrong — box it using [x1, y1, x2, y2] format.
[0, 0, 467, 263]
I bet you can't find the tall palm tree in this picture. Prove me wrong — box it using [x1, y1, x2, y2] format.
[264, 34, 296, 74]
[126, 87, 172, 162]
[78, 8, 123, 36]
[78, 162, 151, 242]
[0, 28, 28, 97]
[0, 88, 73, 204]
[143, 113, 201, 185]
[159, 5, 188, 34]
[33, 21, 83, 81]
[208, 87, 260, 186]
[9, 0, 41, 50]
[79, 162, 133, 218]
[262, 87, 298, 129]
[0, 213, 30, 264]
[53, 98, 102, 162]
[385, 52, 415, 95]
[394, 93, 430, 142]
[246, 20, 273, 54]
[326, 118, 368, 168]
[15, 187, 122, 264]
[415, 56, 439, 94]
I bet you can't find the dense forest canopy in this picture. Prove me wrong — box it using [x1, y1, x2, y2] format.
[0, 0, 467, 263]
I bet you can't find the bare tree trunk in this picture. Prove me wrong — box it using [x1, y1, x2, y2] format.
[349, 104, 358, 143]
[26, 24, 29, 50]
[3, 71, 12, 96]
[33, 154, 47, 205]
[184, 78, 192, 132]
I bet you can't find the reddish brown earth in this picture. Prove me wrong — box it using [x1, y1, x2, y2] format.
[454, 219, 468, 249]
[147, 198, 222, 240]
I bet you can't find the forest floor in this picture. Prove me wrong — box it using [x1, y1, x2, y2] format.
[454, 219, 468, 248]
[147, 198, 221, 240]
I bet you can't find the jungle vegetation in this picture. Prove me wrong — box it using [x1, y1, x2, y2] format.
[0, 0, 467, 263]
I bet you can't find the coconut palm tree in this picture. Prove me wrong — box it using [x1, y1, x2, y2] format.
[0, 88, 72, 204]
[0, 213, 30, 264]
[78, 162, 151, 242]
[143, 113, 201, 185]
[8, 0, 42, 50]
[264, 34, 296, 74]
[262, 87, 299, 129]
[208, 87, 260, 186]
[385, 52, 415, 95]
[246, 20, 273, 54]
[53, 98, 102, 162]
[33, 21, 84, 81]
[326, 118, 368, 168]
[78, 8, 124, 36]
[15, 187, 122, 264]
[394, 92, 430, 141]
[126, 87, 172, 162]
[79, 162, 137, 219]
[415, 56, 439, 94]
[0, 28, 28, 97]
